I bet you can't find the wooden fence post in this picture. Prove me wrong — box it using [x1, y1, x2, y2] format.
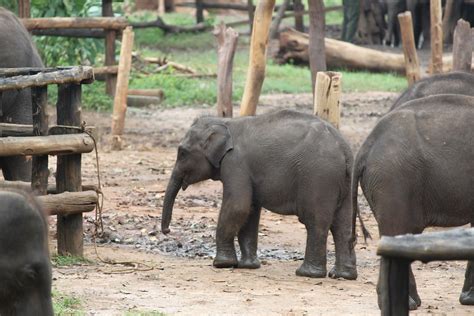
[111, 26, 135, 150]
[398, 12, 420, 85]
[314, 71, 341, 128]
[430, 0, 443, 74]
[56, 84, 83, 256]
[17, 0, 30, 18]
[31, 86, 48, 195]
[239, 0, 275, 116]
[214, 22, 239, 118]
[294, 0, 305, 32]
[452, 19, 472, 72]
[103, 0, 117, 96]
[308, 0, 327, 91]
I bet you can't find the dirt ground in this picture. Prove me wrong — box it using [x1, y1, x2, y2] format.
[50, 92, 474, 315]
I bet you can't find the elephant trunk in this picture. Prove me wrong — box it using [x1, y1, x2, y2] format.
[161, 168, 183, 234]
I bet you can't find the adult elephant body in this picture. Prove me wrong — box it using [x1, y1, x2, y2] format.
[353, 95, 474, 309]
[0, 8, 44, 181]
[162, 110, 366, 279]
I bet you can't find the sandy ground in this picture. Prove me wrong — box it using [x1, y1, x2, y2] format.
[49, 92, 474, 315]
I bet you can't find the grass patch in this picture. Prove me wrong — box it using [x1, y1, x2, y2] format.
[52, 290, 83, 315]
[51, 254, 93, 267]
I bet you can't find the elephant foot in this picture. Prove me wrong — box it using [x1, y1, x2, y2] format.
[213, 253, 238, 268]
[409, 296, 420, 310]
[460, 287, 474, 305]
[238, 257, 260, 269]
[328, 265, 357, 280]
[296, 262, 326, 278]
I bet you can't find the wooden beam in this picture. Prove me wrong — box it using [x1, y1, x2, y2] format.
[0, 134, 94, 157]
[214, 22, 239, 118]
[111, 26, 135, 150]
[430, 0, 443, 74]
[0, 180, 97, 194]
[0, 67, 94, 91]
[398, 12, 421, 85]
[239, 0, 276, 116]
[31, 86, 49, 195]
[308, 0, 327, 90]
[314, 71, 341, 128]
[21, 17, 128, 31]
[31, 29, 107, 38]
[452, 19, 472, 72]
[93, 65, 119, 75]
[40, 191, 97, 216]
[0, 123, 34, 136]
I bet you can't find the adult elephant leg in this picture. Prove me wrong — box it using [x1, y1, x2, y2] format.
[0, 156, 32, 181]
[237, 206, 262, 269]
[407, 0, 421, 47]
[328, 194, 357, 280]
[460, 223, 474, 305]
[420, 2, 430, 49]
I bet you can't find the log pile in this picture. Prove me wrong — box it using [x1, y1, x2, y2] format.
[275, 28, 405, 74]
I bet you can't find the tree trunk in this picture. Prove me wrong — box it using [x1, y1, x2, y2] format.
[308, 0, 327, 91]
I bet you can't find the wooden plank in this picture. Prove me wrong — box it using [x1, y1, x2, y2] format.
[39, 191, 97, 216]
[56, 84, 84, 256]
[111, 26, 135, 150]
[308, 0, 327, 90]
[31, 86, 49, 195]
[314, 71, 341, 128]
[430, 0, 443, 74]
[398, 12, 421, 85]
[0, 134, 94, 156]
[452, 19, 472, 72]
[0, 67, 94, 91]
[21, 17, 128, 31]
[239, 0, 276, 116]
[377, 228, 474, 262]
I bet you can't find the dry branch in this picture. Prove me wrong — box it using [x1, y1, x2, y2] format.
[40, 191, 98, 216]
[22, 17, 128, 30]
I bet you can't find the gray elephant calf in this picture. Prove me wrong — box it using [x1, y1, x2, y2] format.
[353, 95, 474, 309]
[162, 109, 368, 279]
[0, 189, 53, 315]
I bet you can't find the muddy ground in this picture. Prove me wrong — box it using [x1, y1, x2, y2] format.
[49, 92, 473, 315]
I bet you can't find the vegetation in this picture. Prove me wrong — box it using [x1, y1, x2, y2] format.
[51, 254, 93, 267]
[52, 290, 83, 315]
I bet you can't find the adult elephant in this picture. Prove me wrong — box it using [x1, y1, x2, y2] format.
[382, 0, 406, 46]
[406, 0, 430, 48]
[161, 110, 367, 279]
[0, 8, 44, 181]
[353, 94, 474, 310]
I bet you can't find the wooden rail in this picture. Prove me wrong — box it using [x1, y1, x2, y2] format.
[40, 191, 98, 216]
[21, 17, 128, 30]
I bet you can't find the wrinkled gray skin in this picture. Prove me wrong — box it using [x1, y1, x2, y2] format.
[162, 110, 363, 279]
[390, 71, 474, 111]
[353, 95, 474, 310]
[0, 8, 44, 181]
[0, 190, 53, 316]
[382, 0, 405, 46]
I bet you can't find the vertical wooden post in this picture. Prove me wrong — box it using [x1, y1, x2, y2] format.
[294, 0, 305, 32]
[17, 0, 30, 18]
[379, 257, 410, 316]
[452, 19, 472, 72]
[31, 86, 48, 195]
[239, 0, 276, 116]
[214, 23, 239, 118]
[196, 0, 204, 24]
[247, 0, 255, 32]
[314, 71, 341, 129]
[111, 26, 135, 150]
[398, 12, 421, 85]
[308, 0, 327, 91]
[103, 0, 117, 96]
[56, 84, 83, 256]
[158, 0, 166, 15]
[430, 0, 443, 74]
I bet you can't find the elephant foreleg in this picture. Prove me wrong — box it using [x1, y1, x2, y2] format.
[460, 261, 474, 304]
[1, 156, 32, 181]
[237, 206, 261, 269]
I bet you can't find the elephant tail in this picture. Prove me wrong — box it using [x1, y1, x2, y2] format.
[352, 146, 372, 244]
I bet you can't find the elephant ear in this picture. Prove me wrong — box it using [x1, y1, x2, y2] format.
[202, 124, 233, 168]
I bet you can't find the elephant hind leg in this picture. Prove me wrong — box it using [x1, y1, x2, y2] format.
[1, 156, 32, 181]
[460, 224, 474, 305]
[237, 206, 262, 269]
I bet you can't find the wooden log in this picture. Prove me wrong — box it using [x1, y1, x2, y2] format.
[270, 0, 290, 40]
[56, 84, 84, 256]
[31, 86, 49, 195]
[18, 0, 30, 18]
[130, 17, 207, 33]
[111, 26, 135, 150]
[0, 67, 57, 77]
[39, 191, 97, 216]
[31, 29, 107, 38]
[308, 0, 327, 89]
[379, 257, 410, 316]
[103, 0, 118, 96]
[239, 0, 276, 116]
[128, 89, 164, 97]
[314, 71, 341, 128]
[93, 65, 119, 75]
[214, 22, 239, 118]
[377, 228, 474, 262]
[0, 180, 98, 194]
[0, 123, 34, 136]
[452, 19, 472, 72]
[0, 134, 94, 156]
[0, 67, 94, 91]
[127, 95, 162, 107]
[430, 0, 443, 74]
[276, 28, 406, 73]
[398, 12, 421, 85]
[21, 17, 128, 31]
[294, 0, 304, 32]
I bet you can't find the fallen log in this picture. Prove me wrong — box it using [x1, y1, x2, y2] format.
[128, 89, 164, 98]
[275, 28, 405, 74]
[127, 95, 162, 107]
[39, 191, 98, 216]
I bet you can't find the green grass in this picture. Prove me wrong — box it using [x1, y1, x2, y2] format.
[52, 290, 83, 315]
[51, 254, 93, 267]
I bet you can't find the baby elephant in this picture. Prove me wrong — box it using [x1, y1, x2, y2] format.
[161, 110, 365, 279]
[0, 189, 53, 316]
